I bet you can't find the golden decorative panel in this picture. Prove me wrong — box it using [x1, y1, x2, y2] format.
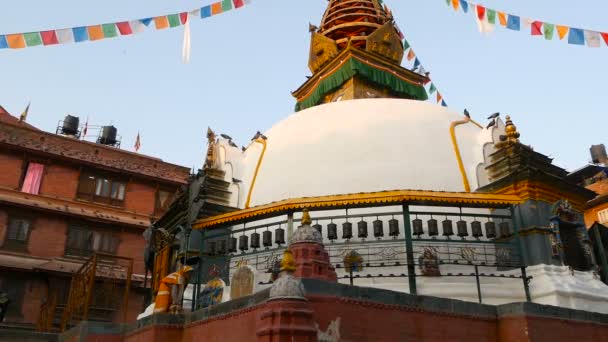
[309, 32, 339, 73]
[366, 22, 404, 64]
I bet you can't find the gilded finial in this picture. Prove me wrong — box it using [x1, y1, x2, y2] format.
[497, 115, 520, 146]
[301, 208, 312, 226]
[280, 248, 296, 273]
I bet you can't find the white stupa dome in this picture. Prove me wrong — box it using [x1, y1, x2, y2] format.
[217, 99, 492, 209]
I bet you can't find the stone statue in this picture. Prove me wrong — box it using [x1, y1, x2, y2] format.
[204, 127, 219, 170]
[418, 247, 440, 276]
[153, 257, 194, 314]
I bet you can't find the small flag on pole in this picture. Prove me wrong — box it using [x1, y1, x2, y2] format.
[134, 132, 141, 152]
[82, 117, 89, 139]
[19, 102, 30, 122]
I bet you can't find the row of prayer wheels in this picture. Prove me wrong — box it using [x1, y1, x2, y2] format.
[213, 218, 512, 254]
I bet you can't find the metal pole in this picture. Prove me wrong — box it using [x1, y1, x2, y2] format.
[349, 269, 353, 286]
[474, 265, 482, 303]
[521, 266, 532, 302]
[402, 203, 417, 295]
[287, 212, 294, 242]
[592, 225, 608, 285]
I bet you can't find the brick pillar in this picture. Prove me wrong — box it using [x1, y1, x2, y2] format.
[256, 299, 317, 342]
[290, 242, 337, 282]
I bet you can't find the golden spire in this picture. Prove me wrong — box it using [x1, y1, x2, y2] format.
[280, 248, 296, 273]
[496, 115, 521, 147]
[301, 208, 312, 225]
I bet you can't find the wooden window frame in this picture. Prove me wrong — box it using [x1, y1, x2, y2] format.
[1, 215, 32, 252]
[77, 170, 127, 207]
[64, 224, 120, 258]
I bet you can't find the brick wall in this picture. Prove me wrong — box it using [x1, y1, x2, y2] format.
[39, 163, 80, 199]
[124, 182, 156, 215]
[0, 151, 24, 189]
[0, 209, 7, 246]
[28, 216, 68, 257]
[116, 230, 146, 275]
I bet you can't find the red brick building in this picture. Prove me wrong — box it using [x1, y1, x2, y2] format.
[0, 106, 190, 328]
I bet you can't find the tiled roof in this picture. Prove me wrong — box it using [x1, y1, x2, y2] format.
[0, 115, 190, 184]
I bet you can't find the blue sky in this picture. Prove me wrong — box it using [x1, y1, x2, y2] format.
[0, 0, 606, 171]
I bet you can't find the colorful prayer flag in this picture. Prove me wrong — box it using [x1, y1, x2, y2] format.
[429, 84, 437, 94]
[459, 0, 468, 13]
[486, 9, 496, 25]
[168, 14, 181, 28]
[180, 12, 189, 24]
[403, 38, 410, 50]
[40, 30, 58, 45]
[87, 25, 105, 41]
[222, 0, 233, 11]
[506, 15, 520, 31]
[211, 2, 223, 15]
[24, 32, 42, 47]
[568, 28, 585, 45]
[476, 5, 485, 20]
[441, 100, 447, 107]
[116, 22, 133, 35]
[557, 25, 569, 40]
[233, 0, 245, 8]
[190, 8, 202, 18]
[73, 27, 89, 42]
[140, 18, 153, 26]
[130, 20, 146, 34]
[451, 0, 459, 11]
[154, 16, 170, 30]
[437, 93, 442, 103]
[585, 30, 601, 48]
[413, 58, 420, 69]
[498, 12, 507, 27]
[602, 32, 608, 46]
[201, 5, 212, 18]
[407, 49, 415, 61]
[7, 34, 26, 48]
[531, 21, 543, 36]
[543, 23, 555, 40]
[102, 23, 118, 38]
[56, 28, 74, 44]
[0, 35, 8, 49]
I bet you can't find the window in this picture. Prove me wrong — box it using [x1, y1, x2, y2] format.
[155, 189, 176, 214]
[2, 217, 30, 250]
[0, 275, 25, 319]
[77, 172, 126, 206]
[598, 208, 608, 224]
[65, 225, 119, 257]
[21, 162, 44, 195]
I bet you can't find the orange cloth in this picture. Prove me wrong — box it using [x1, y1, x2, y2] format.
[153, 266, 193, 313]
[451, 0, 459, 11]
[6, 34, 26, 49]
[154, 16, 170, 30]
[211, 2, 223, 15]
[87, 25, 104, 41]
[557, 25, 569, 40]
[498, 12, 507, 26]
[406, 49, 415, 61]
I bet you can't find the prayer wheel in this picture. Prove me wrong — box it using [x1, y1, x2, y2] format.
[275, 228, 285, 245]
[457, 220, 468, 238]
[485, 222, 497, 239]
[239, 235, 249, 251]
[228, 237, 237, 253]
[342, 222, 353, 239]
[471, 221, 483, 239]
[499, 222, 511, 238]
[358, 220, 368, 238]
[263, 230, 272, 247]
[442, 219, 454, 237]
[373, 219, 384, 238]
[412, 218, 424, 237]
[428, 219, 439, 237]
[250, 232, 260, 249]
[327, 223, 338, 240]
[389, 218, 400, 237]
[313, 223, 323, 237]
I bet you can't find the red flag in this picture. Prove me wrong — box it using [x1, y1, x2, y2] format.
[233, 0, 245, 8]
[476, 5, 486, 20]
[40, 31, 58, 45]
[82, 118, 88, 139]
[602, 32, 608, 45]
[116, 22, 133, 35]
[180, 12, 188, 24]
[531, 21, 543, 36]
[134, 132, 141, 152]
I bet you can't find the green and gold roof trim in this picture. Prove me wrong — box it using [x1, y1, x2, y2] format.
[192, 189, 522, 229]
[293, 46, 428, 111]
